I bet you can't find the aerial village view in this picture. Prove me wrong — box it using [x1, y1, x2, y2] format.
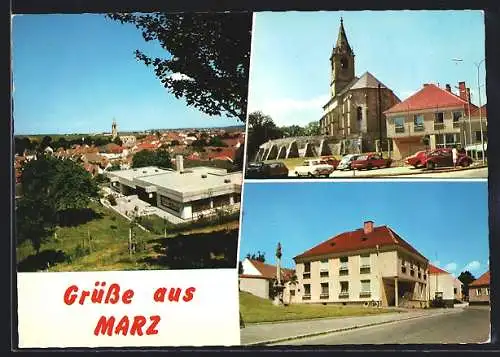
[245, 11, 487, 179]
[13, 12, 251, 272]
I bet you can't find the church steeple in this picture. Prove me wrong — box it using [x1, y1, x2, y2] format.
[330, 17, 355, 98]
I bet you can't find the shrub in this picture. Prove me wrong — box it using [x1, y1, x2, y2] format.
[107, 194, 117, 206]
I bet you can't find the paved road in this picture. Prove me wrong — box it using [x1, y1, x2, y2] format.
[286, 166, 487, 179]
[271, 307, 490, 345]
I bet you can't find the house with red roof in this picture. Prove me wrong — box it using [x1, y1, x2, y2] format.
[428, 264, 463, 307]
[290, 220, 430, 308]
[384, 82, 478, 160]
[468, 271, 490, 305]
[239, 258, 295, 300]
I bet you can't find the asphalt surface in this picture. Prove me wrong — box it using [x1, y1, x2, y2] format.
[285, 166, 487, 179]
[271, 307, 490, 345]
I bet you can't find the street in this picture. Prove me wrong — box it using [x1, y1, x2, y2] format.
[286, 166, 487, 179]
[270, 307, 490, 345]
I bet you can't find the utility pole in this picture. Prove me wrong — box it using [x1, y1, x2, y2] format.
[475, 59, 486, 164]
[377, 83, 383, 153]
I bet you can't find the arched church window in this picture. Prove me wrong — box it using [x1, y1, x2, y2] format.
[340, 57, 348, 69]
[357, 106, 363, 122]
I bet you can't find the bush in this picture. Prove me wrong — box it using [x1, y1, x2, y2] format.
[107, 194, 117, 206]
[72, 244, 91, 259]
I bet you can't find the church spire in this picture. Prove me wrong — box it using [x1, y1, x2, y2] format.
[334, 17, 353, 55]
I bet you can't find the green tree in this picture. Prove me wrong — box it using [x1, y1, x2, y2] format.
[281, 125, 305, 138]
[16, 197, 56, 254]
[246, 251, 265, 262]
[106, 13, 252, 122]
[246, 111, 283, 162]
[14, 137, 34, 155]
[40, 135, 52, 150]
[458, 271, 476, 299]
[107, 163, 122, 171]
[132, 150, 157, 168]
[113, 137, 123, 146]
[208, 136, 228, 147]
[155, 148, 173, 169]
[304, 121, 321, 136]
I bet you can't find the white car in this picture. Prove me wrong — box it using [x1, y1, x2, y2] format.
[337, 154, 361, 171]
[294, 159, 335, 177]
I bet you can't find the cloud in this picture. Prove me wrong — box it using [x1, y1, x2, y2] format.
[462, 260, 481, 272]
[249, 94, 330, 127]
[168, 72, 194, 81]
[431, 260, 440, 267]
[444, 262, 458, 272]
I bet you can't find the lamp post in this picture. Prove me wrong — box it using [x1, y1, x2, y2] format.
[475, 59, 486, 163]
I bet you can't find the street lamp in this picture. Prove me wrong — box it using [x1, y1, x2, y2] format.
[475, 59, 486, 163]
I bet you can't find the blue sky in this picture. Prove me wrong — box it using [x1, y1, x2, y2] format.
[248, 10, 487, 127]
[239, 181, 489, 278]
[12, 14, 242, 135]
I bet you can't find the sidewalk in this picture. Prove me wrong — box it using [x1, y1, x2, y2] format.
[240, 308, 464, 345]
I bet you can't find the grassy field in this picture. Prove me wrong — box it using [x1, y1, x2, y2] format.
[239, 292, 402, 324]
[16, 201, 239, 272]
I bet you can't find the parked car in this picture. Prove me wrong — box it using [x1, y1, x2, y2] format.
[423, 148, 473, 170]
[246, 161, 289, 178]
[294, 159, 335, 177]
[404, 150, 428, 168]
[351, 153, 392, 170]
[321, 156, 340, 170]
[337, 154, 361, 171]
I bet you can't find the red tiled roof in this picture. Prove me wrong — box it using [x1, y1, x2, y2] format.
[428, 264, 449, 275]
[207, 148, 236, 160]
[221, 138, 242, 147]
[385, 84, 475, 114]
[470, 105, 487, 118]
[294, 225, 427, 261]
[469, 271, 490, 287]
[246, 259, 295, 281]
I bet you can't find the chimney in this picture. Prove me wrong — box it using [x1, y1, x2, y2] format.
[363, 220, 374, 235]
[423, 83, 430, 87]
[445, 84, 451, 92]
[176, 155, 184, 172]
[458, 81, 467, 100]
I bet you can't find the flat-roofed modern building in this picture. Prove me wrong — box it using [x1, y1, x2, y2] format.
[106, 156, 242, 220]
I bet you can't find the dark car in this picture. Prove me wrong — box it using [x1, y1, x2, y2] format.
[351, 153, 392, 170]
[423, 148, 473, 170]
[246, 161, 289, 179]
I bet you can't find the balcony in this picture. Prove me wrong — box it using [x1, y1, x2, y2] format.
[339, 267, 349, 276]
[395, 127, 405, 134]
[434, 122, 445, 130]
[303, 272, 311, 279]
[339, 292, 349, 298]
[320, 293, 329, 300]
[359, 291, 371, 298]
[453, 121, 461, 129]
[320, 271, 329, 278]
[414, 125, 425, 132]
[302, 294, 311, 301]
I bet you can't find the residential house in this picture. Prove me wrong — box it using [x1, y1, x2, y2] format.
[464, 104, 487, 159]
[239, 258, 295, 300]
[289, 220, 429, 308]
[454, 278, 464, 302]
[384, 82, 477, 160]
[428, 264, 460, 307]
[468, 271, 490, 305]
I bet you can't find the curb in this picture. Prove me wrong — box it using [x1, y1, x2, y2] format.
[243, 309, 461, 346]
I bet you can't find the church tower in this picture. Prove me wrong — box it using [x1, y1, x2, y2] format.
[330, 18, 355, 98]
[111, 119, 118, 140]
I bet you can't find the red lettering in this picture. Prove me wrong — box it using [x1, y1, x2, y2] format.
[130, 316, 147, 336]
[168, 288, 182, 302]
[105, 283, 120, 304]
[114, 316, 129, 336]
[146, 315, 160, 335]
[64, 285, 79, 305]
[94, 316, 115, 336]
[122, 289, 134, 304]
[91, 281, 106, 303]
[182, 287, 196, 302]
[78, 290, 90, 305]
[153, 288, 166, 302]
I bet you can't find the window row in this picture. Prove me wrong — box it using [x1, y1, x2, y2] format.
[302, 255, 371, 279]
[301, 280, 372, 300]
[393, 111, 463, 133]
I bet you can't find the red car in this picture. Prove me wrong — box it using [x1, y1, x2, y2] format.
[321, 156, 340, 170]
[423, 148, 473, 170]
[351, 153, 392, 170]
[404, 150, 428, 168]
